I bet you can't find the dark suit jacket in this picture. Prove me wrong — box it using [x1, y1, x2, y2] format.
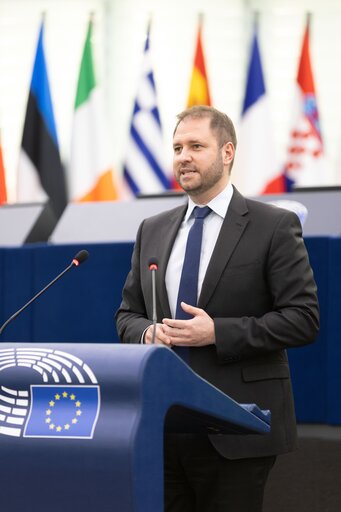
[116, 187, 319, 459]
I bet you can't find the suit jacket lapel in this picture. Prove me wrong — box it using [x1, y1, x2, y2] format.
[157, 204, 187, 318]
[199, 188, 249, 309]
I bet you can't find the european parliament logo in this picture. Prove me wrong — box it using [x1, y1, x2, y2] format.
[0, 348, 100, 439]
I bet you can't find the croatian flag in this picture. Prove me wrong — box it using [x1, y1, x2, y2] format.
[264, 15, 325, 193]
[232, 21, 277, 196]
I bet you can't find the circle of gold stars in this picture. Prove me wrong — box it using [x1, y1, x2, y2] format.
[45, 391, 82, 432]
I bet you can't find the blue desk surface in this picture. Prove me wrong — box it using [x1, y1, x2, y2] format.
[0, 237, 340, 424]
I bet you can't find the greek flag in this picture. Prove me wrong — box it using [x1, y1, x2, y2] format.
[24, 385, 100, 439]
[123, 23, 171, 196]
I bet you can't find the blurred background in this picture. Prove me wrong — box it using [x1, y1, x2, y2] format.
[1, 0, 341, 204]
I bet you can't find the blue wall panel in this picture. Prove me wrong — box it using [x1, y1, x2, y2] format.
[288, 237, 330, 423]
[327, 238, 341, 424]
[0, 237, 340, 424]
[0, 243, 134, 343]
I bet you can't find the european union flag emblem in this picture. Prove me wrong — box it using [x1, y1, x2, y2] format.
[24, 385, 100, 439]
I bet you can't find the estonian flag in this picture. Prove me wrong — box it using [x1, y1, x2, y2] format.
[17, 20, 67, 218]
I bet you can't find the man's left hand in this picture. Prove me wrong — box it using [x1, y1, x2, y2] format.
[162, 302, 215, 347]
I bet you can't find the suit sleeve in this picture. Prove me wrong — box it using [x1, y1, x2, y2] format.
[115, 221, 153, 343]
[214, 211, 320, 362]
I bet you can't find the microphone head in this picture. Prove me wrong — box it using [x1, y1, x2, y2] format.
[72, 250, 89, 266]
[148, 257, 159, 271]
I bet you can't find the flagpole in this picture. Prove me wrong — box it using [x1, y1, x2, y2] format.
[147, 12, 152, 32]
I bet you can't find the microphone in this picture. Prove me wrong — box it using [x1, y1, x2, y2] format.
[0, 249, 89, 336]
[148, 257, 159, 344]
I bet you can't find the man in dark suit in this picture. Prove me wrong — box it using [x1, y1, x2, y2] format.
[116, 106, 319, 511]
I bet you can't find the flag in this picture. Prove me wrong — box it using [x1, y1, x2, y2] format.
[232, 20, 277, 196]
[17, 21, 67, 218]
[69, 19, 121, 202]
[24, 385, 100, 439]
[264, 15, 325, 193]
[0, 140, 7, 205]
[170, 16, 212, 192]
[187, 17, 211, 107]
[123, 23, 170, 196]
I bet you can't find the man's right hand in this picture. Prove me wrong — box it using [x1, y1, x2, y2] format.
[144, 323, 172, 346]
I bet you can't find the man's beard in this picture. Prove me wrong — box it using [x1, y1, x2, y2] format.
[175, 152, 224, 197]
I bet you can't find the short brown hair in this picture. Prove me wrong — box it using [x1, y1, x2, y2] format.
[174, 105, 237, 149]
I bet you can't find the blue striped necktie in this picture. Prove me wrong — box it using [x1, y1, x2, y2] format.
[174, 205, 212, 360]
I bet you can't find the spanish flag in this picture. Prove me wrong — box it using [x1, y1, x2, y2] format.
[171, 17, 212, 191]
[187, 16, 211, 107]
[0, 140, 7, 205]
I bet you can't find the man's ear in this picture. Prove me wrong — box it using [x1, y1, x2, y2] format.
[222, 141, 235, 166]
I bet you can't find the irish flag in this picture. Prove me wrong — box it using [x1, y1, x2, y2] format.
[69, 19, 120, 202]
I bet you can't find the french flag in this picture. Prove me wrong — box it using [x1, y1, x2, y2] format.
[232, 19, 277, 196]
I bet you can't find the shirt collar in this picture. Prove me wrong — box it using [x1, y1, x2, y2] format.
[184, 182, 234, 222]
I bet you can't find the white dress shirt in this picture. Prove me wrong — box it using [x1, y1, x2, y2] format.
[165, 183, 234, 318]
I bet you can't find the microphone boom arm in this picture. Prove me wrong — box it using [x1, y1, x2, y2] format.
[0, 250, 89, 336]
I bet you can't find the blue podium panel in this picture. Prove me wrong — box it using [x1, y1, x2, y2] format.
[0, 343, 270, 512]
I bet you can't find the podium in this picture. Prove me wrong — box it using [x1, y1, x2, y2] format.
[0, 343, 270, 511]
